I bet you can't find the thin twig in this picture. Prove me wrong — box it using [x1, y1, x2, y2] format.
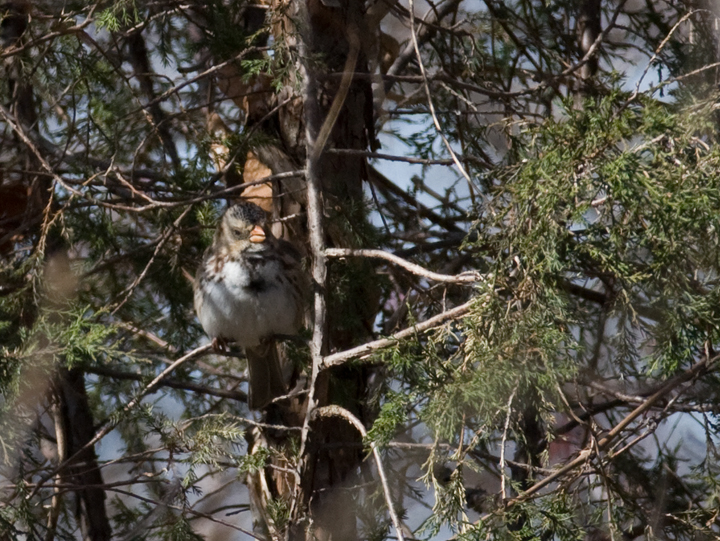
[0, 105, 92, 204]
[97, 171, 306, 213]
[327, 148, 488, 168]
[0, 16, 94, 60]
[629, 10, 698, 102]
[406, 0, 477, 199]
[326, 248, 484, 283]
[131, 47, 266, 113]
[85, 365, 248, 402]
[45, 396, 65, 541]
[309, 25, 360, 162]
[592, 434, 616, 541]
[0, 102, 302, 216]
[386, 0, 464, 81]
[110, 486, 263, 540]
[110, 202, 195, 314]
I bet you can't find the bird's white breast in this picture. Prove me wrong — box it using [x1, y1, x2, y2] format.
[195, 255, 299, 348]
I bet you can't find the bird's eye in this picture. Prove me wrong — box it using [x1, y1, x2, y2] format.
[233, 228, 244, 237]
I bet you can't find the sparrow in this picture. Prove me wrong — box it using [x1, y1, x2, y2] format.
[194, 202, 306, 409]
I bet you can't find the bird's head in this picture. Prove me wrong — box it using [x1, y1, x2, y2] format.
[217, 202, 269, 251]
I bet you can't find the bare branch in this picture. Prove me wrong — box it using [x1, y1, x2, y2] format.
[312, 405, 408, 541]
[328, 148, 489, 168]
[294, 2, 331, 516]
[326, 248, 483, 283]
[386, 0, 464, 81]
[322, 300, 474, 367]
[85, 366, 248, 402]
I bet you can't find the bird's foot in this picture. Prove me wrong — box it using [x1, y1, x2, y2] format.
[211, 336, 229, 352]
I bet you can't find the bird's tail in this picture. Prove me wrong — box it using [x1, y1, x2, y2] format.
[245, 342, 287, 409]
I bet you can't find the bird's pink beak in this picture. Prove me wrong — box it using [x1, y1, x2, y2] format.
[249, 225, 266, 243]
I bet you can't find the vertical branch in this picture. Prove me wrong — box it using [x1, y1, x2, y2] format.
[125, 31, 181, 169]
[372, 440, 406, 541]
[499, 387, 516, 501]
[308, 26, 360, 163]
[294, 0, 328, 507]
[45, 391, 66, 541]
[298, 124, 327, 453]
[577, 0, 602, 81]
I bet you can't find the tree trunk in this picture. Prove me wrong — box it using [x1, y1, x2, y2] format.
[230, 0, 380, 537]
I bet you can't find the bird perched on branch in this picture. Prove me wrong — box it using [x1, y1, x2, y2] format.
[194, 202, 306, 409]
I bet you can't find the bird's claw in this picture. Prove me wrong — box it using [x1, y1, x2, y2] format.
[212, 336, 229, 352]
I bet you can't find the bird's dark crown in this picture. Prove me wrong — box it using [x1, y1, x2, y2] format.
[225, 202, 266, 226]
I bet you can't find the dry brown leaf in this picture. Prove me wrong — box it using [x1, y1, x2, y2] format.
[242, 151, 274, 213]
[217, 67, 274, 122]
[206, 111, 232, 171]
